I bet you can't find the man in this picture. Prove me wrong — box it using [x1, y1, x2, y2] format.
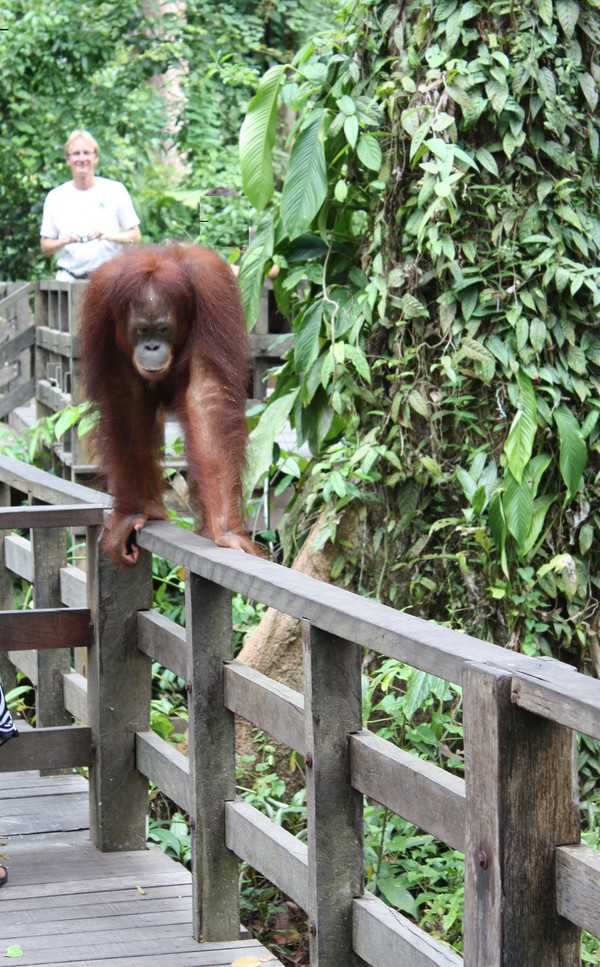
[40, 130, 141, 280]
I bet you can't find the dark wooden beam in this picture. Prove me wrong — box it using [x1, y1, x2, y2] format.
[0, 504, 105, 529]
[0, 608, 92, 651]
[0, 725, 92, 771]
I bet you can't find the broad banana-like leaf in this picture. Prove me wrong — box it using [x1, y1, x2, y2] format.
[237, 214, 274, 330]
[245, 390, 299, 493]
[504, 370, 537, 484]
[555, 406, 587, 500]
[240, 64, 286, 211]
[281, 112, 327, 239]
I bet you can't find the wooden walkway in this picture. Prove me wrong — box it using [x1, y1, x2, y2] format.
[0, 769, 281, 967]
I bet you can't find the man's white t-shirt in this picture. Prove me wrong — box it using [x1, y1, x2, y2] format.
[40, 177, 140, 277]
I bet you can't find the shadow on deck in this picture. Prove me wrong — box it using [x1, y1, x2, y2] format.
[0, 766, 280, 966]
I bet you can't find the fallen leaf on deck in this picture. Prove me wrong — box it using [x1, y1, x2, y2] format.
[3, 945, 24, 959]
[230, 958, 262, 966]
[136, 885, 147, 895]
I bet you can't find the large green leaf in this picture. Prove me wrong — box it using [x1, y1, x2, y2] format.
[504, 471, 534, 549]
[556, 0, 580, 38]
[237, 214, 274, 330]
[281, 113, 328, 239]
[294, 299, 323, 376]
[504, 370, 537, 484]
[245, 390, 299, 492]
[239, 64, 286, 211]
[554, 406, 587, 500]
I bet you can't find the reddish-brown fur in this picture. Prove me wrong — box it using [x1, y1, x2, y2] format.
[80, 242, 260, 566]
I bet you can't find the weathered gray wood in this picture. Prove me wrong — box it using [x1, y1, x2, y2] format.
[0, 321, 35, 365]
[32, 524, 72, 731]
[513, 665, 600, 741]
[7, 646, 38, 683]
[463, 663, 580, 966]
[87, 527, 153, 851]
[186, 571, 239, 941]
[0, 377, 35, 419]
[137, 520, 563, 687]
[0, 725, 92, 772]
[303, 620, 363, 966]
[60, 562, 88, 608]
[353, 893, 463, 967]
[0, 503, 105, 529]
[0, 453, 111, 507]
[138, 608, 187, 681]
[0, 481, 16, 690]
[136, 729, 192, 815]
[63, 669, 88, 724]
[224, 660, 305, 753]
[350, 729, 466, 852]
[4, 531, 33, 580]
[0, 607, 91, 651]
[556, 843, 600, 937]
[226, 798, 309, 911]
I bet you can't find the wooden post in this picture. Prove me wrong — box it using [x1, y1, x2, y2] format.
[303, 619, 364, 966]
[32, 525, 71, 729]
[186, 570, 239, 941]
[463, 663, 580, 966]
[87, 526, 153, 851]
[0, 482, 15, 691]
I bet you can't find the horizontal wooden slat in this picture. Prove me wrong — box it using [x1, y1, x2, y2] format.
[0, 379, 35, 421]
[63, 670, 88, 724]
[556, 843, 600, 937]
[35, 324, 72, 357]
[0, 608, 92, 651]
[0, 454, 111, 508]
[0, 504, 105, 529]
[135, 730, 191, 814]
[225, 799, 309, 912]
[224, 661, 304, 753]
[0, 322, 35, 366]
[0, 725, 92, 771]
[351, 730, 466, 852]
[353, 892, 463, 967]
[60, 563, 88, 608]
[137, 610, 188, 681]
[4, 532, 32, 580]
[7, 648, 37, 684]
[512, 667, 600, 741]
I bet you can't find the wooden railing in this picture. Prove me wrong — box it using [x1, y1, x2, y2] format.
[0, 453, 599, 966]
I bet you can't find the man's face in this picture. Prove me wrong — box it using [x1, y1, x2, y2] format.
[66, 138, 97, 179]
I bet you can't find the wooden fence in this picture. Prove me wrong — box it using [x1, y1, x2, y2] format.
[0, 454, 599, 966]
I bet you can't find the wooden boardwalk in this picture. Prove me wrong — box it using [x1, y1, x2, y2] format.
[0, 769, 281, 966]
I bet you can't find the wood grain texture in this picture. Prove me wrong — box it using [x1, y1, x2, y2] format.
[350, 729, 465, 852]
[224, 659, 304, 752]
[556, 843, 600, 937]
[87, 530, 154, 852]
[353, 893, 462, 967]
[463, 663, 580, 967]
[186, 572, 239, 942]
[0, 768, 281, 966]
[0, 607, 92, 651]
[303, 620, 364, 967]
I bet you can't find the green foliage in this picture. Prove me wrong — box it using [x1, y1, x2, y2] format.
[239, 0, 600, 669]
[0, 0, 179, 278]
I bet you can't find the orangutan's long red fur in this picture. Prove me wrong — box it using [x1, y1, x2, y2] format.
[80, 242, 259, 566]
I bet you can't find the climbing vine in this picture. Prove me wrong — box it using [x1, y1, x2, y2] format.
[239, 0, 600, 669]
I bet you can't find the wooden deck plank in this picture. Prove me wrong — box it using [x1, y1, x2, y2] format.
[0, 769, 282, 966]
